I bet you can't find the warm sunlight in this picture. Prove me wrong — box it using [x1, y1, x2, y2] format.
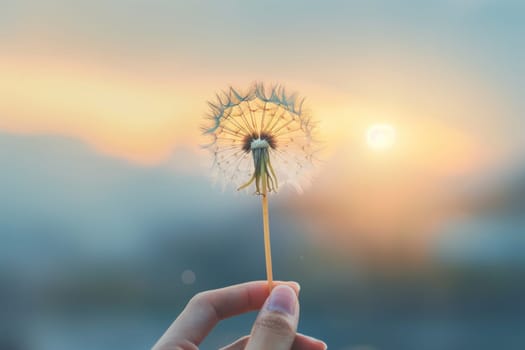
[366, 123, 396, 150]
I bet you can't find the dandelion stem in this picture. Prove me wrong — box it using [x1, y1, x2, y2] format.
[261, 173, 274, 292]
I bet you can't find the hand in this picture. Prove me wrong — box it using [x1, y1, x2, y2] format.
[152, 281, 327, 350]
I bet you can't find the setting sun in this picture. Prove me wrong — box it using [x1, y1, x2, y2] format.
[366, 123, 396, 150]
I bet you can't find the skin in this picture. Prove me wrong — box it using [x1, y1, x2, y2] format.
[152, 281, 327, 350]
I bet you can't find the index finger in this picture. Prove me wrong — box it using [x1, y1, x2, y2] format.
[152, 280, 300, 349]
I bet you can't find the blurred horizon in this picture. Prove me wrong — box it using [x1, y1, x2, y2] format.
[2, 130, 525, 349]
[1, 0, 525, 349]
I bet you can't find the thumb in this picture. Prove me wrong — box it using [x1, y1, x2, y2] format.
[245, 285, 300, 350]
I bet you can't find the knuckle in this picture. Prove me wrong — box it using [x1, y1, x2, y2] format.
[189, 291, 210, 306]
[254, 313, 295, 336]
[186, 291, 221, 320]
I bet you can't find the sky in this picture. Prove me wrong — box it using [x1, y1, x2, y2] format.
[1, 0, 524, 167]
[1, 0, 525, 262]
[2, 1, 525, 349]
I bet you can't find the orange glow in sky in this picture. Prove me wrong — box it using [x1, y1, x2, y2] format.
[366, 123, 397, 150]
[0, 56, 201, 164]
[0, 51, 492, 175]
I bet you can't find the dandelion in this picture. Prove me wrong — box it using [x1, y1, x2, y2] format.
[202, 82, 319, 290]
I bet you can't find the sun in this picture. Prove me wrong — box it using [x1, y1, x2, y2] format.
[366, 123, 396, 150]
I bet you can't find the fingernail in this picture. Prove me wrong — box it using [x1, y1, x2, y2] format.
[265, 285, 296, 315]
[288, 281, 301, 293]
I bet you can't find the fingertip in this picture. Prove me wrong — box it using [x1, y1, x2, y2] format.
[288, 281, 301, 294]
[274, 280, 301, 295]
[293, 333, 328, 350]
[307, 336, 327, 350]
[265, 285, 298, 316]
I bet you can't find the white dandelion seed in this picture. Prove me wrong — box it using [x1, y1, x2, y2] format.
[202, 82, 319, 195]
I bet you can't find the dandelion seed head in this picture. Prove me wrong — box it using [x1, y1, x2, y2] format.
[202, 82, 320, 194]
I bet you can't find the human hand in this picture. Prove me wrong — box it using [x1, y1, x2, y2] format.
[152, 281, 327, 350]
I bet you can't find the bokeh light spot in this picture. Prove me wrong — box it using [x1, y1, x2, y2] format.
[181, 269, 196, 285]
